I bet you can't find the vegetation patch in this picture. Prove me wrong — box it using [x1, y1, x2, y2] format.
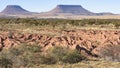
[0, 44, 86, 67]
[99, 45, 120, 62]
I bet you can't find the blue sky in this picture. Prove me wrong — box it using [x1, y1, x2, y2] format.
[0, 0, 120, 14]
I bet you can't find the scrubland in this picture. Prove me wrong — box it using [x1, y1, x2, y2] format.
[0, 18, 120, 68]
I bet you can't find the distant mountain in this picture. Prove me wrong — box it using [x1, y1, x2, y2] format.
[0, 5, 115, 18]
[46, 5, 96, 15]
[45, 5, 115, 16]
[1, 5, 32, 15]
[96, 12, 114, 15]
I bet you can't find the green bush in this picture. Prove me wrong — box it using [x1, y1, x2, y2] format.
[0, 43, 42, 67]
[46, 46, 86, 64]
[25, 44, 42, 53]
[62, 50, 86, 63]
[0, 45, 86, 67]
[38, 46, 68, 64]
[114, 22, 120, 29]
[39, 54, 57, 64]
[0, 57, 13, 68]
[48, 46, 69, 61]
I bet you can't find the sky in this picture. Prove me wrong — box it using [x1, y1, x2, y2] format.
[0, 0, 120, 14]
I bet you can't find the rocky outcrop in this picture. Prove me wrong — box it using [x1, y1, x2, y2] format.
[0, 29, 119, 56]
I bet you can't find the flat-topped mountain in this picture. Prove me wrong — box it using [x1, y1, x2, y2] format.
[46, 5, 114, 16]
[0, 5, 115, 18]
[1, 5, 31, 15]
[47, 5, 95, 15]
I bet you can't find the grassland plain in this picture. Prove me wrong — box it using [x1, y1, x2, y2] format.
[0, 18, 119, 34]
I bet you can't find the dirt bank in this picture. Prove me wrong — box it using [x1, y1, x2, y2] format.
[0, 29, 119, 56]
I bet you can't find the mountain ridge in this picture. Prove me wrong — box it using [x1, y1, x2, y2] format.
[0, 5, 115, 18]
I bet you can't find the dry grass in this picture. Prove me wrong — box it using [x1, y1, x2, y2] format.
[30, 59, 120, 68]
[65, 15, 120, 20]
[0, 23, 118, 35]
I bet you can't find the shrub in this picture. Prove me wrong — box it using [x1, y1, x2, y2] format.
[39, 54, 57, 64]
[25, 44, 42, 53]
[0, 45, 86, 67]
[99, 45, 120, 62]
[8, 47, 23, 56]
[114, 22, 120, 29]
[0, 57, 13, 68]
[0, 43, 42, 67]
[48, 46, 69, 61]
[62, 50, 86, 63]
[46, 46, 86, 64]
